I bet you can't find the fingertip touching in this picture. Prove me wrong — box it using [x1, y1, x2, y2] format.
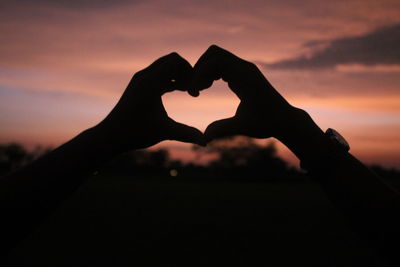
[190, 44, 250, 96]
[189, 45, 226, 96]
[149, 52, 193, 94]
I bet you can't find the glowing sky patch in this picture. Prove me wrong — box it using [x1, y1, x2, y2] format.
[1, 0, 400, 168]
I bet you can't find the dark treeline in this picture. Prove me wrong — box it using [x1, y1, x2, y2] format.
[1, 137, 400, 185]
[0, 143, 51, 176]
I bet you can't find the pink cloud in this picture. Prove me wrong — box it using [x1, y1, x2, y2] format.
[1, 0, 400, 167]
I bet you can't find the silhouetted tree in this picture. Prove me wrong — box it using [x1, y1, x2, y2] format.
[193, 136, 303, 181]
[2, 142, 399, 184]
[0, 143, 51, 176]
[99, 149, 171, 176]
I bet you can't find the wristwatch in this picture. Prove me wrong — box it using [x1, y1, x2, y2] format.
[300, 128, 350, 172]
[325, 128, 350, 152]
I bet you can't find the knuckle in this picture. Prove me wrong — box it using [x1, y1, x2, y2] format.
[168, 52, 181, 59]
[131, 70, 144, 82]
[208, 44, 221, 51]
[205, 45, 224, 58]
[243, 60, 258, 71]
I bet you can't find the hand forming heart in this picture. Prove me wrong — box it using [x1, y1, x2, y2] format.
[190, 45, 301, 143]
[96, 45, 305, 152]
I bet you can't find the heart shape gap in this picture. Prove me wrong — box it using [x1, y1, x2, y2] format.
[162, 80, 240, 132]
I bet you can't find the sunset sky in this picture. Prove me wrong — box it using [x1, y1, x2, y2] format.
[1, 0, 399, 168]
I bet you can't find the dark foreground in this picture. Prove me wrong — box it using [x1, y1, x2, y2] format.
[8, 174, 388, 266]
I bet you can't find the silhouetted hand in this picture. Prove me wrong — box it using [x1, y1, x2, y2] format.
[96, 53, 206, 151]
[190, 45, 304, 143]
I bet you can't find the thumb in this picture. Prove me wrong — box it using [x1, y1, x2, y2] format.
[204, 117, 241, 143]
[167, 120, 206, 146]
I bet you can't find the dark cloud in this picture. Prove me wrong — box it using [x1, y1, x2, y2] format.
[264, 24, 400, 70]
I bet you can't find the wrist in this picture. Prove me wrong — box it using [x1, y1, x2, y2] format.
[85, 124, 127, 156]
[90, 120, 153, 153]
[276, 107, 332, 165]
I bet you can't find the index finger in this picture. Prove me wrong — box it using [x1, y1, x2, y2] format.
[134, 52, 194, 96]
[190, 45, 266, 100]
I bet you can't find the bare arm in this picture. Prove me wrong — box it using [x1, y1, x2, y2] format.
[194, 45, 400, 261]
[278, 108, 400, 256]
[0, 52, 205, 252]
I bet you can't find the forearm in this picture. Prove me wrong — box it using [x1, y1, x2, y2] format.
[278, 108, 400, 254]
[278, 108, 398, 203]
[0, 51, 200, 255]
[0, 126, 120, 251]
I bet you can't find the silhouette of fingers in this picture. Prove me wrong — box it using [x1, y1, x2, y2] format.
[204, 117, 242, 142]
[190, 45, 231, 96]
[166, 119, 206, 146]
[191, 45, 265, 100]
[146, 52, 193, 95]
[188, 50, 221, 96]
